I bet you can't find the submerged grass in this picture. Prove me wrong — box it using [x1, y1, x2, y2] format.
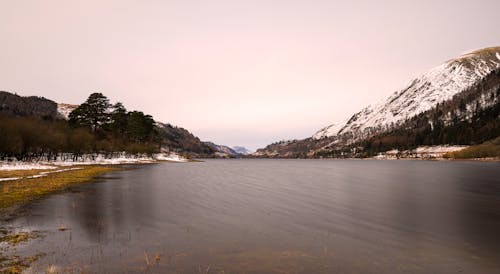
[0, 253, 44, 274]
[0, 165, 118, 210]
[0, 165, 118, 273]
[0, 231, 40, 246]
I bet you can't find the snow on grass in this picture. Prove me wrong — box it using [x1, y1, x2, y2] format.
[49, 156, 156, 166]
[0, 177, 21, 182]
[374, 145, 468, 159]
[155, 153, 188, 162]
[414, 145, 468, 154]
[0, 163, 56, 171]
[0, 153, 187, 171]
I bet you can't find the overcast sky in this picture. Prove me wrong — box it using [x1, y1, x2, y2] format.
[1, 1, 500, 150]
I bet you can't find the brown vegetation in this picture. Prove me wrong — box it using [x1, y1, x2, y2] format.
[444, 137, 500, 159]
[0, 165, 117, 210]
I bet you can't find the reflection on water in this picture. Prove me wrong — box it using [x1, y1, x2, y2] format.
[3, 159, 500, 273]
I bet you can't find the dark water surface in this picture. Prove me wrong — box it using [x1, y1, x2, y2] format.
[3, 159, 500, 273]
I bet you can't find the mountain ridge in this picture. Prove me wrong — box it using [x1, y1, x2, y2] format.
[313, 47, 500, 142]
[256, 47, 500, 158]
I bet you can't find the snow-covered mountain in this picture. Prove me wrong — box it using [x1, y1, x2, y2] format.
[255, 47, 500, 158]
[204, 142, 240, 157]
[232, 146, 253, 155]
[313, 47, 500, 142]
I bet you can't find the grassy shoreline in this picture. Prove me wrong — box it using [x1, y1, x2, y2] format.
[0, 165, 122, 273]
[0, 165, 119, 217]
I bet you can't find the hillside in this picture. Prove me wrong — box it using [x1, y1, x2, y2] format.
[232, 146, 253, 155]
[256, 47, 500, 158]
[0, 91, 59, 119]
[158, 123, 215, 156]
[0, 91, 216, 159]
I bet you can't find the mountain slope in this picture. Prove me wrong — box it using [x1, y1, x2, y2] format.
[204, 142, 240, 157]
[232, 146, 253, 155]
[153, 123, 216, 156]
[256, 47, 500, 158]
[0, 91, 59, 119]
[313, 47, 500, 142]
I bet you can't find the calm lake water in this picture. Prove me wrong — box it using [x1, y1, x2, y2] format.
[3, 159, 500, 273]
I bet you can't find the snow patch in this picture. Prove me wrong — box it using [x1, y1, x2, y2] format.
[414, 145, 468, 154]
[0, 153, 187, 171]
[0, 177, 21, 182]
[57, 104, 77, 120]
[313, 120, 347, 139]
[155, 153, 188, 162]
[374, 145, 468, 159]
[0, 163, 56, 171]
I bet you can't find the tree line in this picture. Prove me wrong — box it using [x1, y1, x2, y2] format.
[0, 93, 161, 160]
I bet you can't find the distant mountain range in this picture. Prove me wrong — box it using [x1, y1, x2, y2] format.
[255, 47, 500, 158]
[204, 142, 253, 157]
[232, 146, 253, 155]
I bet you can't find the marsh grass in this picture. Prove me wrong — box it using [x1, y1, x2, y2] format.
[0, 231, 40, 245]
[0, 165, 119, 273]
[0, 165, 118, 210]
[0, 253, 43, 274]
[444, 137, 500, 159]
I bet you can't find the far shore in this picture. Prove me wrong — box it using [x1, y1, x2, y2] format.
[238, 157, 500, 162]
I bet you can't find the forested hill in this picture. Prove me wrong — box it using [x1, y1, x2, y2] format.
[157, 123, 215, 155]
[0, 91, 215, 160]
[0, 91, 58, 119]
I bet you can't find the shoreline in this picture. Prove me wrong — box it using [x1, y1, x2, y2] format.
[240, 157, 500, 162]
[0, 160, 189, 273]
[0, 165, 121, 272]
[0, 165, 120, 221]
[0, 157, 197, 220]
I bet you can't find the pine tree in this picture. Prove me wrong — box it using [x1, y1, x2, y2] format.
[69, 93, 111, 131]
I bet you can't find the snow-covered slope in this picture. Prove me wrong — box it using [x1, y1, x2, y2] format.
[204, 142, 239, 156]
[57, 103, 77, 119]
[232, 146, 253, 155]
[313, 47, 500, 141]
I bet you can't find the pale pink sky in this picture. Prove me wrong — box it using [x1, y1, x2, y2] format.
[1, 1, 500, 150]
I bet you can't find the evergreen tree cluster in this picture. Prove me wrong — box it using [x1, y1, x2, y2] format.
[0, 93, 160, 160]
[68, 93, 158, 143]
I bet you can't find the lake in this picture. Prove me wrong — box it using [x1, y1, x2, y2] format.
[2, 159, 500, 273]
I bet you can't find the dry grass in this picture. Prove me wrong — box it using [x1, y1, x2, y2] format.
[0, 165, 118, 210]
[0, 169, 53, 179]
[444, 137, 500, 159]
